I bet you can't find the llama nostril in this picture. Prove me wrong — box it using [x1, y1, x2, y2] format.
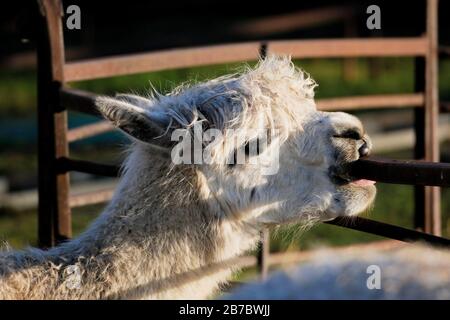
[358, 141, 370, 157]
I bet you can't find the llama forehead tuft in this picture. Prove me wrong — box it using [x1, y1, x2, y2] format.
[243, 55, 317, 101]
[151, 55, 318, 133]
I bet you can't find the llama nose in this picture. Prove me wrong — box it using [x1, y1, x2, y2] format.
[358, 141, 370, 157]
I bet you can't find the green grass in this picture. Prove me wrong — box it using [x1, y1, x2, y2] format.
[0, 70, 36, 118]
[0, 205, 105, 248]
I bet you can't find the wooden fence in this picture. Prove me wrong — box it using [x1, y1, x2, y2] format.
[36, 0, 449, 280]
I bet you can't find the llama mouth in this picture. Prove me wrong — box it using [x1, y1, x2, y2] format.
[329, 165, 376, 187]
[329, 164, 351, 185]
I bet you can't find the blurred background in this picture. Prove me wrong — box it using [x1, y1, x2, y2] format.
[0, 0, 449, 269]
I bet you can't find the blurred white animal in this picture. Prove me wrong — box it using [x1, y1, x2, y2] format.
[226, 244, 450, 300]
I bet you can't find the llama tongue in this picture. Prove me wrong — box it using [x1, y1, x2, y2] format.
[352, 179, 376, 186]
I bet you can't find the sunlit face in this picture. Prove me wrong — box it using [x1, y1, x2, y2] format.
[200, 109, 376, 225]
[96, 56, 376, 226]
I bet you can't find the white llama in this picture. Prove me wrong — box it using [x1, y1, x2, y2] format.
[227, 244, 450, 299]
[0, 56, 376, 299]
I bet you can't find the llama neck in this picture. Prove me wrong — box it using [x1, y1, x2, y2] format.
[1, 150, 260, 299]
[61, 161, 260, 299]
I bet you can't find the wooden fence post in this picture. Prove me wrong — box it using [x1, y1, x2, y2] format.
[36, 0, 71, 247]
[414, 0, 440, 235]
[256, 42, 270, 280]
[425, 0, 441, 235]
[414, 55, 426, 232]
[424, 0, 441, 236]
[257, 229, 270, 280]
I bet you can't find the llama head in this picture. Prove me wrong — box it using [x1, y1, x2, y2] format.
[96, 55, 376, 226]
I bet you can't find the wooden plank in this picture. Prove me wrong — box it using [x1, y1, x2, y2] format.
[348, 157, 450, 187]
[69, 189, 115, 208]
[269, 37, 428, 59]
[41, 0, 64, 82]
[317, 93, 424, 111]
[54, 111, 71, 243]
[370, 123, 450, 154]
[64, 42, 261, 81]
[64, 38, 428, 82]
[61, 88, 425, 120]
[67, 121, 114, 142]
[36, 0, 71, 247]
[423, 0, 441, 236]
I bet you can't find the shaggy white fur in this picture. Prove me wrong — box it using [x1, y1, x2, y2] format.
[0, 56, 376, 299]
[226, 245, 450, 300]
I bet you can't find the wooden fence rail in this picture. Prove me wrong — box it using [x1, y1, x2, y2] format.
[64, 38, 429, 82]
[61, 88, 426, 144]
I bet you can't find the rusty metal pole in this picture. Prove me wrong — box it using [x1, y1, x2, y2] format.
[257, 229, 270, 280]
[414, 56, 426, 232]
[414, 0, 440, 236]
[255, 42, 270, 280]
[36, 0, 71, 247]
[415, 0, 441, 235]
[424, 0, 441, 236]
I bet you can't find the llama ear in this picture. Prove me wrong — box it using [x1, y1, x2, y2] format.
[95, 96, 173, 147]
